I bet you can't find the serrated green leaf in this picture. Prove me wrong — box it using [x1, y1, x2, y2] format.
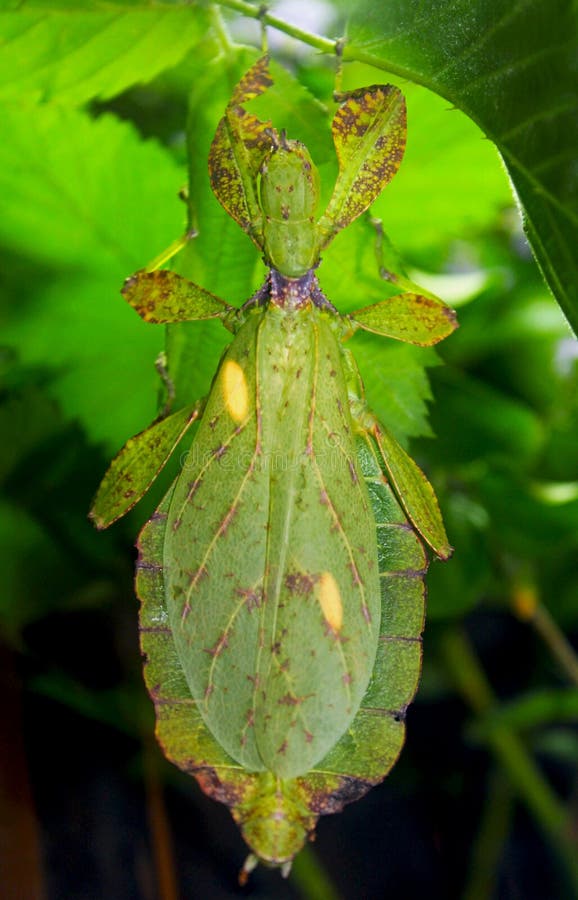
[1, 104, 186, 450]
[0, 103, 185, 269]
[0, 7, 209, 105]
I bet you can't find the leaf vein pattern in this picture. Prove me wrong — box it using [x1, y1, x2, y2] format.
[180, 421, 258, 618]
[433, 0, 535, 82]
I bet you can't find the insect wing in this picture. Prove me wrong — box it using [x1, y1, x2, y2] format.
[137, 418, 428, 867]
[307, 429, 427, 787]
[317, 85, 406, 249]
[163, 306, 381, 779]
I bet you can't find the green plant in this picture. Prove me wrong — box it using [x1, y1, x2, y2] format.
[1, 3, 576, 897]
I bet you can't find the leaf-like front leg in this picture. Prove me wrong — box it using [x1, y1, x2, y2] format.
[89, 401, 202, 529]
[349, 292, 458, 346]
[208, 56, 275, 250]
[123, 269, 232, 323]
[317, 85, 407, 250]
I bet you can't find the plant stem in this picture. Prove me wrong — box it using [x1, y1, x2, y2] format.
[290, 844, 341, 900]
[512, 582, 578, 687]
[209, 3, 234, 54]
[216, 0, 338, 54]
[441, 628, 578, 893]
[532, 603, 578, 687]
[462, 768, 513, 900]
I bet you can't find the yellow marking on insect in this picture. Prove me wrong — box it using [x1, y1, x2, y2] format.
[317, 572, 343, 632]
[222, 360, 248, 422]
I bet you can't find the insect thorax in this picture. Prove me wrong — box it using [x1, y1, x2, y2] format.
[260, 141, 320, 277]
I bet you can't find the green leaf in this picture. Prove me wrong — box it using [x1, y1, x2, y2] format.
[0, 6, 209, 105]
[0, 103, 186, 450]
[346, 0, 578, 332]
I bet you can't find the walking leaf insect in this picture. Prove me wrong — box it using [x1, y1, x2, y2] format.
[90, 57, 457, 874]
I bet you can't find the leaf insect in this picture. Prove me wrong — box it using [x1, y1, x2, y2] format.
[90, 57, 457, 875]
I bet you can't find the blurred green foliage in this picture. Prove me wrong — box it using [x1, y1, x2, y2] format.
[1, 2, 577, 898]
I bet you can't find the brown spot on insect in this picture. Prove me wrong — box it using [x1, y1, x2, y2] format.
[342, 673, 353, 685]
[193, 766, 245, 807]
[319, 489, 329, 506]
[204, 684, 214, 702]
[245, 708, 255, 727]
[277, 740, 288, 756]
[285, 571, 317, 594]
[213, 443, 228, 460]
[278, 693, 301, 706]
[304, 731, 314, 744]
[348, 460, 359, 485]
[361, 603, 372, 624]
[236, 586, 264, 611]
[204, 631, 229, 657]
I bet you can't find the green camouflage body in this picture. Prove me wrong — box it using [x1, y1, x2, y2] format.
[138, 325, 427, 862]
[91, 57, 456, 871]
[164, 303, 381, 780]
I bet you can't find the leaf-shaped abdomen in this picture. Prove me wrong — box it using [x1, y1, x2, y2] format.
[164, 306, 381, 778]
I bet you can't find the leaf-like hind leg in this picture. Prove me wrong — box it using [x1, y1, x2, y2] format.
[371, 422, 453, 561]
[89, 401, 203, 529]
